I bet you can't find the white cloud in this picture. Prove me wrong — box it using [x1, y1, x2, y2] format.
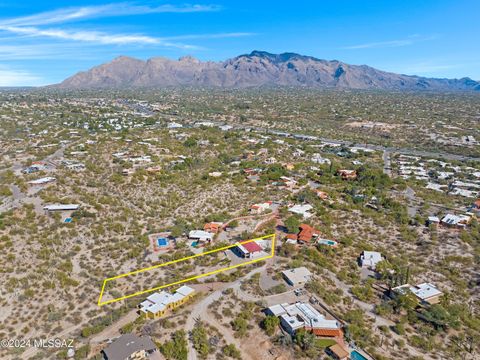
[343, 35, 438, 50]
[396, 62, 461, 75]
[163, 32, 255, 40]
[0, 3, 220, 26]
[0, 3, 236, 50]
[0, 66, 44, 86]
[0, 25, 197, 47]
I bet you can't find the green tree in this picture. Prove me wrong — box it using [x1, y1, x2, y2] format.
[284, 215, 301, 234]
[262, 315, 280, 336]
[191, 323, 210, 358]
[231, 315, 248, 337]
[161, 330, 188, 360]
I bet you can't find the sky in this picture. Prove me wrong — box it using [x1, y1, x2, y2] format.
[0, 0, 479, 86]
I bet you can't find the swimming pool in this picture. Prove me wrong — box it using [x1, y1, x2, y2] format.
[351, 350, 368, 360]
[318, 239, 337, 246]
[157, 237, 169, 247]
[191, 241, 199, 247]
[64, 217, 72, 223]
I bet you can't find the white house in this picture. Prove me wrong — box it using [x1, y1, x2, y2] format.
[167, 122, 183, 129]
[44, 204, 80, 211]
[441, 213, 472, 228]
[282, 267, 312, 286]
[266, 302, 342, 336]
[392, 282, 443, 305]
[288, 204, 313, 219]
[311, 154, 331, 165]
[250, 201, 272, 214]
[188, 230, 213, 242]
[360, 251, 383, 269]
[28, 177, 56, 185]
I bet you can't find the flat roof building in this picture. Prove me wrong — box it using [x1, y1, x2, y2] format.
[188, 230, 213, 242]
[392, 282, 443, 305]
[140, 285, 195, 320]
[282, 267, 312, 286]
[43, 204, 80, 211]
[360, 251, 383, 269]
[266, 302, 342, 337]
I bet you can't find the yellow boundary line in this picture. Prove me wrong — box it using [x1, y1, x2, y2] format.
[98, 233, 276, 306]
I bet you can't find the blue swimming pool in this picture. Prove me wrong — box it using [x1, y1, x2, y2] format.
[351, 350, 368, 360]
[64, 217, 72, 223]
[191, 241, 199, 247]
[157, 237, 169, 247]
[318, 239, 337, 246]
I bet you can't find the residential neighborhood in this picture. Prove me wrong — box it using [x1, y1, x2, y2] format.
[0, 85, 479, 360]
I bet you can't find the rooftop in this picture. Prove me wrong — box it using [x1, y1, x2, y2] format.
[103, 333, 156, 360]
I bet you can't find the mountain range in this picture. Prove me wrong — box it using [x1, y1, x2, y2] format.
[54, 50, 480, 91]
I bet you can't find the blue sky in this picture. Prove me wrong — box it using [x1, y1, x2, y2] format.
[0, 0, 479, 86]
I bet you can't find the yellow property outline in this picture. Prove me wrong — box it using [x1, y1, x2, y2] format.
[98, 233, 276, 306]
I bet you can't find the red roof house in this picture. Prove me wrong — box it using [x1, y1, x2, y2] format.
[236, 240, 263, 258]
[204, 222, 223, 233]
[297, 224, 320, 244]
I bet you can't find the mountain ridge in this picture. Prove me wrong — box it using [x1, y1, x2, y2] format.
[53, 50, 480, 91]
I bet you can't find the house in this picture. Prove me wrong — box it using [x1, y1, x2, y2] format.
[28, 177, 56, 185]
[288, 204, 313, 219]
[297, 224, 320, 244]
[188, 230, 213, 243]
[128, 155, 151, 164]
[427, 216, 440, 227]
[146, 166, 162, 173]
[219, 124, 233, 131]
[315, 190, 329, 200]
[167, 122, 183, 129]
[392, 283, 443, 305]
[122, 169, 135, 176]
[337, 169, 357, 180]
[266, 302, 342, 337]
[284, 233, 298, 244]
[235, 240, 264, 258]
[293, 149, 305, 157]
[250, 201, 272, 214]
[140, 285, 195, 319]
[360, 251, 383, 269]
[311, 153, 331, 165]
[282, 267, 312, 286]
[280, 176, 297, 189]
[44, 204, 80, 212]
[102, 333, 157, 360]
[441, 213, 473, 228]
[327, 344, 350, 360]
[470, 199, 480, 214]
[64, 161, 86, 171]
[204, 222, 223, 233]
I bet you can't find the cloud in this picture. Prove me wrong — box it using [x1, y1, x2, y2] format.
[0, 3, 221, 26]
[343, 35, 438, 50]
[0, 65, 44, 86]
[0, 3, 233, 51]
[163, 32, 255, 40]
[0, 25, 199, 48]
[396, 62, 461, 75]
